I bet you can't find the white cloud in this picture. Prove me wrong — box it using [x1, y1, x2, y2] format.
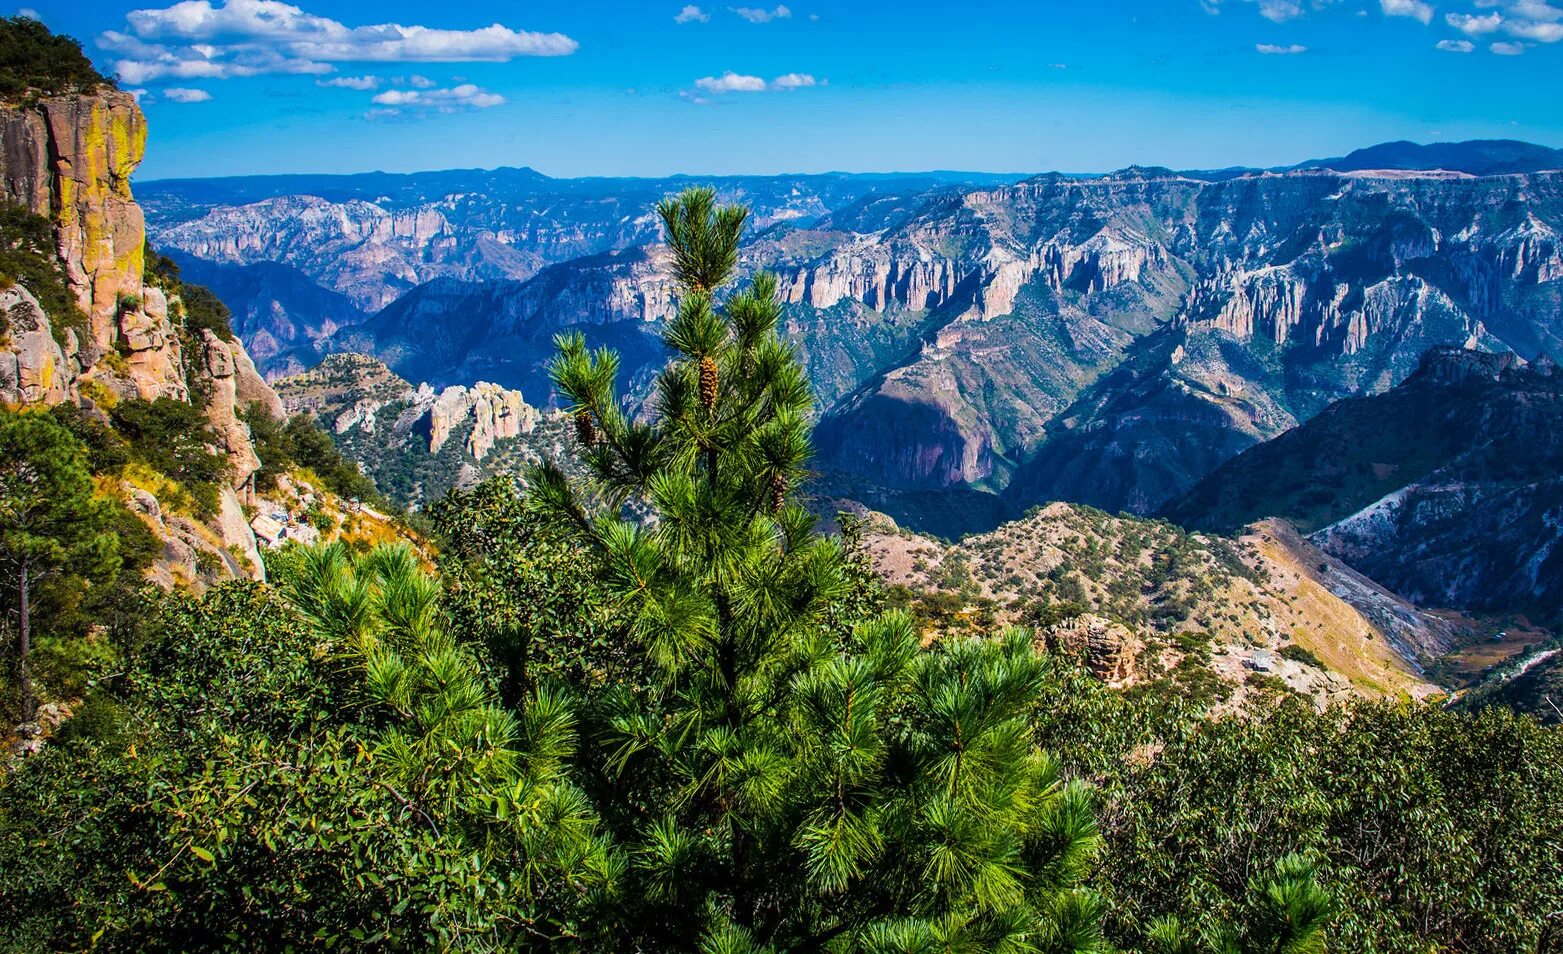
[1436, 37, 1477, 49]
[1258, 0, 1304, 21]
[126, 87, 151, 101]
[674, 4, 710, 22]
[100, 0, 577, 84]
[730, 4, 791, 23]
[695, 71, 767, 92]
[769, 72, 817, 87]
[408, 74, 435, 87]
[163, 86, 213, 102]
[316, 73, 378, 89]
[17, 8, 39, 19]
[1506, 16, 1563, 38]
[1490, 38, 1528, 50]
[1447, 11, 1503, 32]
[691, 70, 820, 94]
[1381, 0, 1435, 24]
[370, 82, 505, 109]
[1256, 42, 1308, 52]
[1509, 0, 1563, 21]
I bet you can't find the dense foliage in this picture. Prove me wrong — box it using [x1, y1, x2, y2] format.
[0, 16, 110, 102]
[0, 408, 159, 728]
[1031, 661, 1563, 952]
[108, 397, 229, 518]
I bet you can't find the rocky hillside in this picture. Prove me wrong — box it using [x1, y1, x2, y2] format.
[1165, 346, 1563, 621]
[142, 169, 1023, 378]
[0, 85, 385, 590]
[854, 502, 1444, 707]
[272, 353, 570, 506]
[147, 157, 1563, 533]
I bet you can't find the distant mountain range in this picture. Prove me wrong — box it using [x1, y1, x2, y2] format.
[141, 140, 1563, 540]
[1297, 139, 1563, 176]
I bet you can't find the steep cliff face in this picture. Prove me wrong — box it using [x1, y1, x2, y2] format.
[144, 170, 1024, 315]
[0, 89, 286, 585]
[1165, 347, 1563, 618]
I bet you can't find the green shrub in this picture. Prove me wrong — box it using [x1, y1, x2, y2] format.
[0, 16, 110, 102]
[1279, 643, 1325, 668]
[109, 397, 228, 517]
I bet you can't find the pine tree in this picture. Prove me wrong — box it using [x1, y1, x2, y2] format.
[0, 408, 118, 723]
[530, 187, 1107, 951]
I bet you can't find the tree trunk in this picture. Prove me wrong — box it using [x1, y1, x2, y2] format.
[18, 559, 33, 724]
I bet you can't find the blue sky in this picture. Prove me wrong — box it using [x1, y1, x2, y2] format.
[20, 0, 1563, 180]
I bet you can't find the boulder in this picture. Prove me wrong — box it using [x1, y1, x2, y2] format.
[0, 286, 68, 405]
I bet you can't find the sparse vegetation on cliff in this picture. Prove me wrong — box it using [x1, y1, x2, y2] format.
[0, 206, 90, 348]
[0, 17, 111, 103]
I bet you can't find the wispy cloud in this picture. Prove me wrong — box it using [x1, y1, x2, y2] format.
[1435, 38, 1477, 49]
[1256, 42, 1308, 52]
[163, 87, 213, 102]
[1201, 0, 1340, 21]
[316, 74, 379, 89]
[1490, 39, 1529, 51]
[99, 0, 578, 84]
[674, 5, 710, 23]
[1447, 12, 1504, 33]
[370, 83, 505, 110]
[1429, 1, 1563, 46]
[690, 70, 819, 95]
[730, 5, 791, 23]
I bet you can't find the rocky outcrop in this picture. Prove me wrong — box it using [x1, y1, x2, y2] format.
[197, 329, 262, 491]
[410, 380, 536, 459]
[1, 90, 147, 349]
[278, 353, 535, 464]
[0, 286, 68, 404]
[1042, 614, 1138, 684]
[1, 88, 283, 589]
[231, 340, 285, 418]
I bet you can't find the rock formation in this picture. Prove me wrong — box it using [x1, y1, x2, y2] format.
[0, 90, 146, 349]
[1042, 614, 1138, 684]
[1, 88, 282, 585]
[0, 287, 68, 404]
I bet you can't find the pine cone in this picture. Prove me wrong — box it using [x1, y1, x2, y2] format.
[574, 408, 597, 447]
[699, 355, 719, 412]
[769, 471, 788, 513]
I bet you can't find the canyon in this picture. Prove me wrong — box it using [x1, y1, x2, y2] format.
[144, 153, 1563, 530]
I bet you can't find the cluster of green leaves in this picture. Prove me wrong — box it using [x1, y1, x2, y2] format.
[0, 16, 110, 103]
[0, 406, 156, 723]
[0, 545, 618, 949]
[0, 204, 91, 348]
[1030, 662, 1563, 952]
[425, 477, 639, 706]
[242, 402, 384, 506]
[108, 397, 229, 518]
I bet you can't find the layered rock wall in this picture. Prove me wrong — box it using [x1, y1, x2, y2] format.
[1, 89, 279, 583]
